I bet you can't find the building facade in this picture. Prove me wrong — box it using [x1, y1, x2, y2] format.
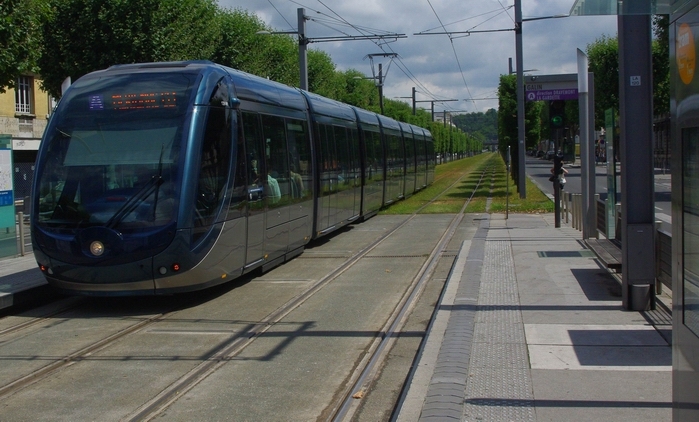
[0, 74, 52, 201]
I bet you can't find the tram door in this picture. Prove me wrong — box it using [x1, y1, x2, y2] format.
[241, 112, 265, 267]
[260, 115, 291, 261]
[672, 5, 699, 419]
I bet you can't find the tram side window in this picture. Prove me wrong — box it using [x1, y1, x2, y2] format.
[286, 119, 310, 200]
[365, 130, 383, 183]
[387, 133, 403, 179]
[194, 105, 231, 230]
[333, 126, 351, 190]
[241, 112, 265, 207]
[260, 115, 290, 208]
[317, 123, 337, 195]
[405, 135, 416, 173]
[349, 128, 360, 188]
[228, 112, 247, 220]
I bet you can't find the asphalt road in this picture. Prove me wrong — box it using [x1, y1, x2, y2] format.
[524, 156, 672, 233]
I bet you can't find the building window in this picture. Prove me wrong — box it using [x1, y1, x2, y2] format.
[15, 76, 32, 114]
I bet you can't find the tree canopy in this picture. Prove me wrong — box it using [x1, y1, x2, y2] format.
[497, 74, 543, 188]
[452, 109, 498, 143]
[4, 0, 475, 152]
[586, 15, 670, 127]
[0, 0, 47, 92]
[39, 0, 221, 98]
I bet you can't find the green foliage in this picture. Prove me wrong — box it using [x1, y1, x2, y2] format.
[0, 0, 48, 92]
[338, 69, 381, 111]
[307, 49, 341, 98]
[586, 35, 619, 129]
[586, 17, 670, 127]
[497, 74, 542, 188]
[212, 8, 296, 85]
[25, 0, 472, 148]
[39, 0, 221, 98]
[653, 14, 670, 115]
[452, 109, 497, 143]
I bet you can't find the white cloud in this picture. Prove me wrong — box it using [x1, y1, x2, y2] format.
[218, 0, 617, 113]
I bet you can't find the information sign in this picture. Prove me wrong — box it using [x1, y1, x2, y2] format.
[525, 88, 578, 101]
[524, 74, 579, 102]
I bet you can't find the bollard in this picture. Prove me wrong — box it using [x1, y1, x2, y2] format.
[574, 194, 582, 231]
[17, 212, 25, 256]
[594, 194, 600, 239]
[655, 220, 662, 295]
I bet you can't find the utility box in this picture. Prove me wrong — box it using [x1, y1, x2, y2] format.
[626, 223, 655, 281]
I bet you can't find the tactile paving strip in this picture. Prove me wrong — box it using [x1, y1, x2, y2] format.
[418, 220, 487, 422]
[462, 239, 535, 422]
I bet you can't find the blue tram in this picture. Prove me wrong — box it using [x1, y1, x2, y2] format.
[30, 61, 435, 295]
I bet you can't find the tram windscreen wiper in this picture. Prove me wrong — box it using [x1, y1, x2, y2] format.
[105, 175, 163, 229]
[106, 145, 166, 229]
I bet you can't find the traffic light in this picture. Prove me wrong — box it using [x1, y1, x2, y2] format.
[549, 100, 565, 128]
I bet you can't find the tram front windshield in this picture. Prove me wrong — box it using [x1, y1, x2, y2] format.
[36, 71, 196, 232]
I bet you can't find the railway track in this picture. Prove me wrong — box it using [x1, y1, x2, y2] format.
[0, 161, 496, 421]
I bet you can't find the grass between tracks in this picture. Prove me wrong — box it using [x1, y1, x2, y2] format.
[380, 152, 554, 215]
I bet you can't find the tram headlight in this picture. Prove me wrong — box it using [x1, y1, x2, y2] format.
[89, 241, 105, 256]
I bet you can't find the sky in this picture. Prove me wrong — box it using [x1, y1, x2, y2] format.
[217, 0, 618, 115]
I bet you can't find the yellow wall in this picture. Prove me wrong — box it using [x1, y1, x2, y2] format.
[0, 76, 51, 120]
[0, 86, 16, 117]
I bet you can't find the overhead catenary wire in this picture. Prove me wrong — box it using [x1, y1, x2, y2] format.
[309, 1, 443, 104]
[266, 0, 508, 114]
[425, 0, 476, 107]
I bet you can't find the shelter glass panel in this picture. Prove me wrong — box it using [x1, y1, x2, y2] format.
[683, 127, 699, 336]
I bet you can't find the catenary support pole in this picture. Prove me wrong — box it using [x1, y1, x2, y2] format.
[618, 12, 655, 311]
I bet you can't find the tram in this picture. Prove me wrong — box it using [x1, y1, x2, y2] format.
[30, 61, 435, 295]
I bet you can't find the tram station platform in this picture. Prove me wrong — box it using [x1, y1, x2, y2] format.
[0, 251, 46, 310]
[0, 213, 673, 420]
[396, 213, 672, 422]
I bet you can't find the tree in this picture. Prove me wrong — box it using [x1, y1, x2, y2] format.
[653, 14, 670, 116]
[307, 49, 341, 99]
[39, 0, 221, 98]
[338, 69, 380, 111]
[586, 16, 670, 128]
[0, 0, 48, 92]
[213, 8, 298, 86]
[586, 35, 619, 129]
[497, 74, 542, 187]
[33, 0, 446, 144]
[452, 109, 498, 143]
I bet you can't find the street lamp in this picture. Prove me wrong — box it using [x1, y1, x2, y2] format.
[508, 58, 537, 75]
[256, 8, 405, 92]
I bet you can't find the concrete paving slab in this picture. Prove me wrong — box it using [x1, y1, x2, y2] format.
[525, 323, 669, 346]
[531, 369, 672, 422]
[520, 308, 653, 325]
[528, 344, 671, 370]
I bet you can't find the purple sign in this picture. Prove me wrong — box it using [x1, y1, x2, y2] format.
[525, 89, 578, 102]
[89, 95, 105, 110]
